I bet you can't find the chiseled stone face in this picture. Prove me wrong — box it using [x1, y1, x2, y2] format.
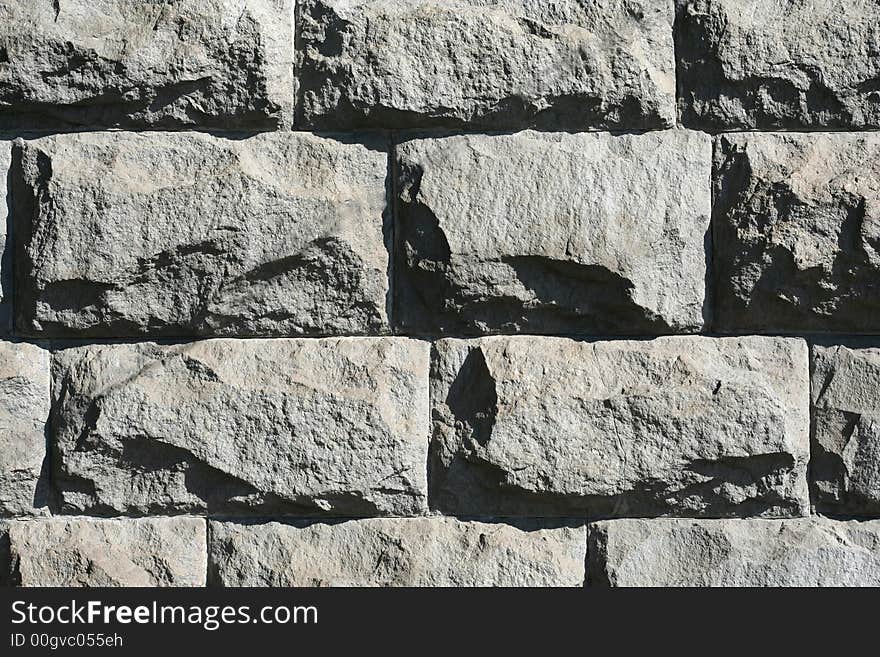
[297, 0, 676, 130]
[396, 130, 711, 335]
[6, 517, 206, 587]
[12, 131, 390, 338]
[210, 518, 585, 587]
[713, 132, 880, 333]
[676, 0, 880, 131]
[812, 342, 880, 515]
[589, 518, 880, 587]
[0, 0, 294, 129]
[51, 338, 429, 517]
[0, 341, 49, 517]
[431, 335, 810, 518]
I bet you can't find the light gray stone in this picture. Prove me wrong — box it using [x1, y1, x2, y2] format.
[713, 132, 880, 333]
[396, 130, 711, 335]
[0, 0, 294, 129]
[812, 342, 880, 516]
[0, 341, 49, 516]
[7, 517, 206, 587]
[52, 338, 429, 516]
[0, 140, 10, 333]
[431, 336, 810, 517]
[297, 0, 676, 130]
[13, 131, 390, 338]
[676, 0, 880, 130]
[210, 518, 585, 586]
[589, 518, 880, 587]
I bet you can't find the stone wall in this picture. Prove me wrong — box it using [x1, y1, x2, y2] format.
[1, 0, 878, 587]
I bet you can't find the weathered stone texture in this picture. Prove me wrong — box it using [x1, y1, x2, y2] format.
[396, 130, 711, 335]
[210, 518, 585, 586]
[812, 342, 880, 516]
[0, 341, 49, 517]
[0, 521, 9, 587]
[6, 517, 206, 587]
[13, 131, 390, 338]
[589, 518, 880, 587]
[676, 0, 880, 131]
[0, 141, 10, 334]
[297, 0, 676, 130]
[431, 336, 810, 517]
[713, 132, 880, 333]
[0, 0, 294, 129]
[52, 338, 429, 516]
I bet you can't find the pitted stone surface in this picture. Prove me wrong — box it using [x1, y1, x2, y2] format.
[0, 341, 49, 517]
[589, 518, 880, 587]
[676, 0, 880, 131]
[0, 141, 10, 333]
[210, 518, 585, 586]
[713, 132, 880, 333]
[51, 338, 429, 516]
[396, 130, 711, 335]
[0, 0, 294, 129]
[812, 342, 880, 516]
[6, 517, 206, 587]
[13, 131, 390, 338]
[297, 0, 676, 130]
[431, 336, 810, 517]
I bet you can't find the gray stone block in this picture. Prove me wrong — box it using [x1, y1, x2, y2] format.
[713, 132, 880, 333]
[210, 518, 585, 586]
[6, 517, 206, 587]
[13, 131, 390, 338]
[396, 130, 711, 335]
[297, 0, 676, 130]
[0, 0, 294, 129]
[590, 518, 880, 586]
[812, 342, 880, 516]
[676, 0, 880, 130]
[431, 335, 810, 517]
[52, 338, 430, 516]
[0, 341, 49, 517]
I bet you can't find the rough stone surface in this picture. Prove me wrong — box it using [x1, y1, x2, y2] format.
[713, 132, 880, 333]
[0, 341, 49, 517]
[0, 140, 10, 333]
[812, 342, 880, 516]
[210, 518, 585, 586]
[297, 0, 676, 130]
[0, 521, 9, 587]
[6, 517, 206, 587]
[13, 131, 390, 338]
[396, 130, 711, 335]
[0, 0, 294, 129]
[431, 336, 810, 517]
[52, 338, 429, 516]
[676, 0, 880, 131]
[589, 518, 880, 586]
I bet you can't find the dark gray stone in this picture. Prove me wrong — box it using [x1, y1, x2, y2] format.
[812, 342, 880, 516]
[713, 132, 880, 333]
[676, 0, 880, 131]
[0, 0, 294, 129]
